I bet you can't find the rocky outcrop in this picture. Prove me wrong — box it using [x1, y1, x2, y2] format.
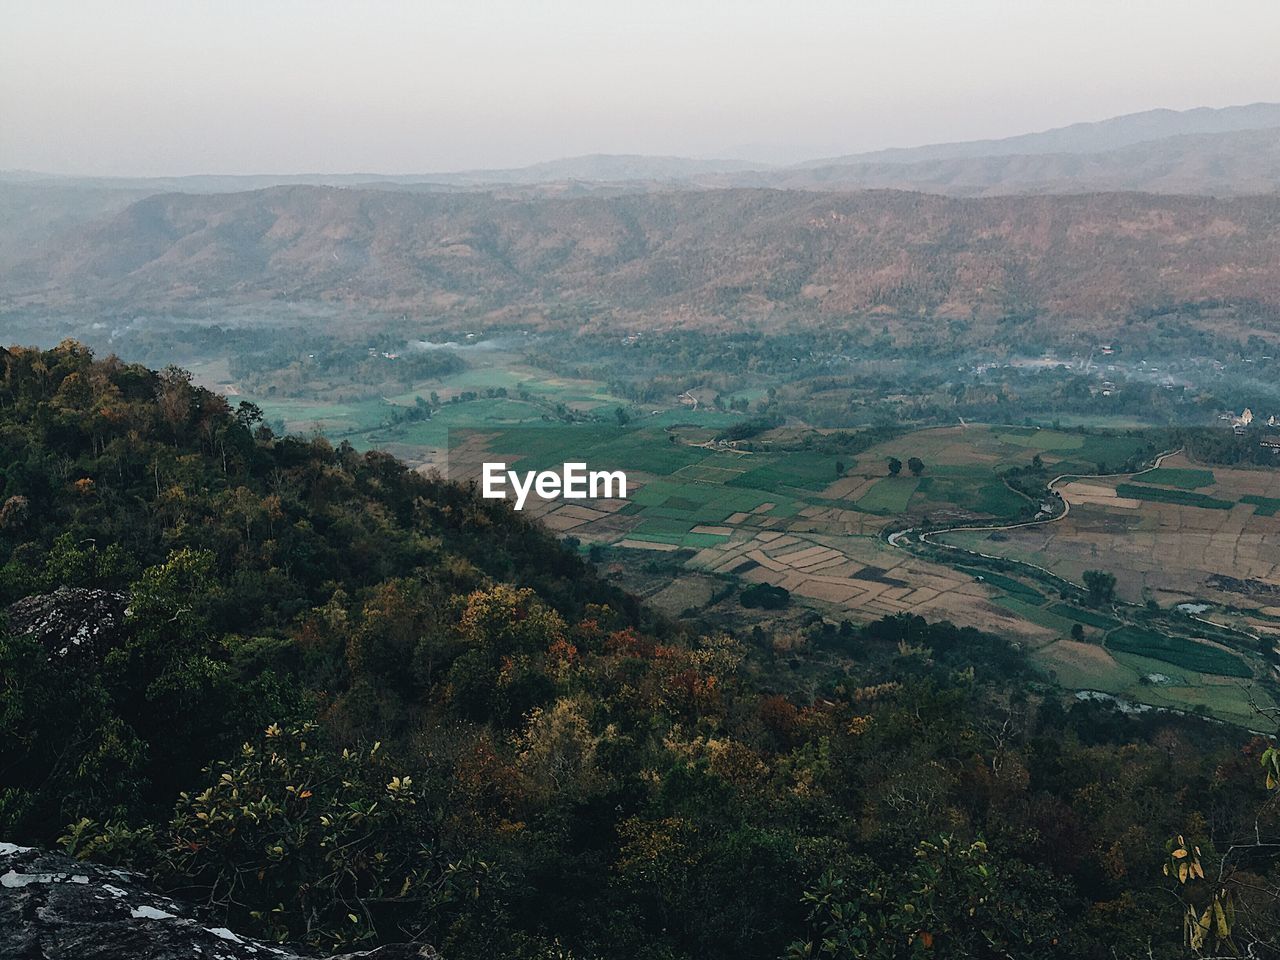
[3, 587, 128, 663]
[0, 843, 439, 960]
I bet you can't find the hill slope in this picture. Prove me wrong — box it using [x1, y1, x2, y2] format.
[2, 343, 1278, 959]
[8, 186, 1280, 341]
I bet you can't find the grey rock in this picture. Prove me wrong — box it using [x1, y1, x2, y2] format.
[0, 843, 439, 960]
[3, 586, 128, 662]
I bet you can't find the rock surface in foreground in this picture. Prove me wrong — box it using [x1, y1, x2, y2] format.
[0, 842, 438, 960]
[4, 587, 128, 663]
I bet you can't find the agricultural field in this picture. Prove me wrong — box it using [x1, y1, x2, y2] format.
[1032, 641, 1272, 729]
[932, 451, 1280, 723]
[492, 419, 1275, 727]
[939, 452, 1280, 612]
[224, 349, 642, 468]
[209, 342, 1277, 727]
[444, 422, 1169, 655]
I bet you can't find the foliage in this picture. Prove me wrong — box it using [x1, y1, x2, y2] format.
[786, 837, 1066, 959]
[3, 343, 1280, 960]
[1083, 569, 1117, 607]
[64, 724, 499, 950]
[740, 582, 791, 609]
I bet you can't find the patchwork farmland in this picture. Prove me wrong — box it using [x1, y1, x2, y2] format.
[444, 423, 1278, 725]
[933, 451, 1280, 725]
[224, 337, 1276, 727]
[939, 453, 1280, 612]
[453, 423, 1153, 642]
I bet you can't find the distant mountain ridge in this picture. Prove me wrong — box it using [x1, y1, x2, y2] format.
[425, 153, 774, 184]
[6, 117, 1279, 274]
[6, 101, 1279, 193]
[796, 101, 1280, 167]
[0, 155, 770, 193]
[8, 186, 1280, 346]
[5, 102, 1280, 327]
[715, 126, 1280, 196]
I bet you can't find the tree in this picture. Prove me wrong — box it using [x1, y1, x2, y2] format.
[156, 365, 195, 440]
[740, 582, 790, 610]
[234, 400, 264, 430]
[887, 457, 903, 476]
[835, 460, 845, 477]
[615, 406, 631, 426]
[907, 456, 925, 477]
[1082, 569, 1117, 606]
[1160, 738, 1280, 957]
[516, 696, 610, 802]
[786, 836, 1066, 959]
[64, 723, 489, 952]
[1071, 623, 1085, 641]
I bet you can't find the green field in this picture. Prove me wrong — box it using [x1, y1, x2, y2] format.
[727, 453, 844, 492]
[1114, 484, 1235, 510]
[1047, 603, 1121, 630]
[955, 566, 1043, 601]
[993, 595, 1079, 635]
[1136, 467, 1216, 489]
[1048, 435, 1154, 474]
[993, 428, 1085, 451]
[251, 396, 398, 436]
[916, 476, 1029, 517]
[628, 528, 729, 549]
[857, 477, 920, 513]
[1106, 626, 1251, 678]
[1241, 495, 1280, 517]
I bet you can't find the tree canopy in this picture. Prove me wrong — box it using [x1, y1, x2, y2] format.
[1, 342, 1278, 959]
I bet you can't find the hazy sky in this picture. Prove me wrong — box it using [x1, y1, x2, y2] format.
[2, 0, 1278, 176]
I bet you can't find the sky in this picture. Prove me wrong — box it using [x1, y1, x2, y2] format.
[2, 0, 1278, 176]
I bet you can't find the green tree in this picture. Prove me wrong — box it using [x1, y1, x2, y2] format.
[1082, 569, 1117, 606]
[64, 723, 496, 952]
[786, 837, 1065, 959]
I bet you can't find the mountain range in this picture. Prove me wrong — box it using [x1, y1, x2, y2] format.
[4, 102, 1280, 342]
[7, 186, 1280, 341]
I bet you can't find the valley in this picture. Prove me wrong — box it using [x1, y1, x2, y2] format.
[8, 4, 1280, 953]
[168, 336, 1280, 728]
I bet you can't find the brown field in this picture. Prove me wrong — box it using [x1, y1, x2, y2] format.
[1059, 481, 1142, 509]
[645, 575, 720, 615]
[617, 538, 679, 552]
[670, 525, 1061, 643]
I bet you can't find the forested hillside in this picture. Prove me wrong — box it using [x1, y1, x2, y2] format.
[2, 342, 1279, 959]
